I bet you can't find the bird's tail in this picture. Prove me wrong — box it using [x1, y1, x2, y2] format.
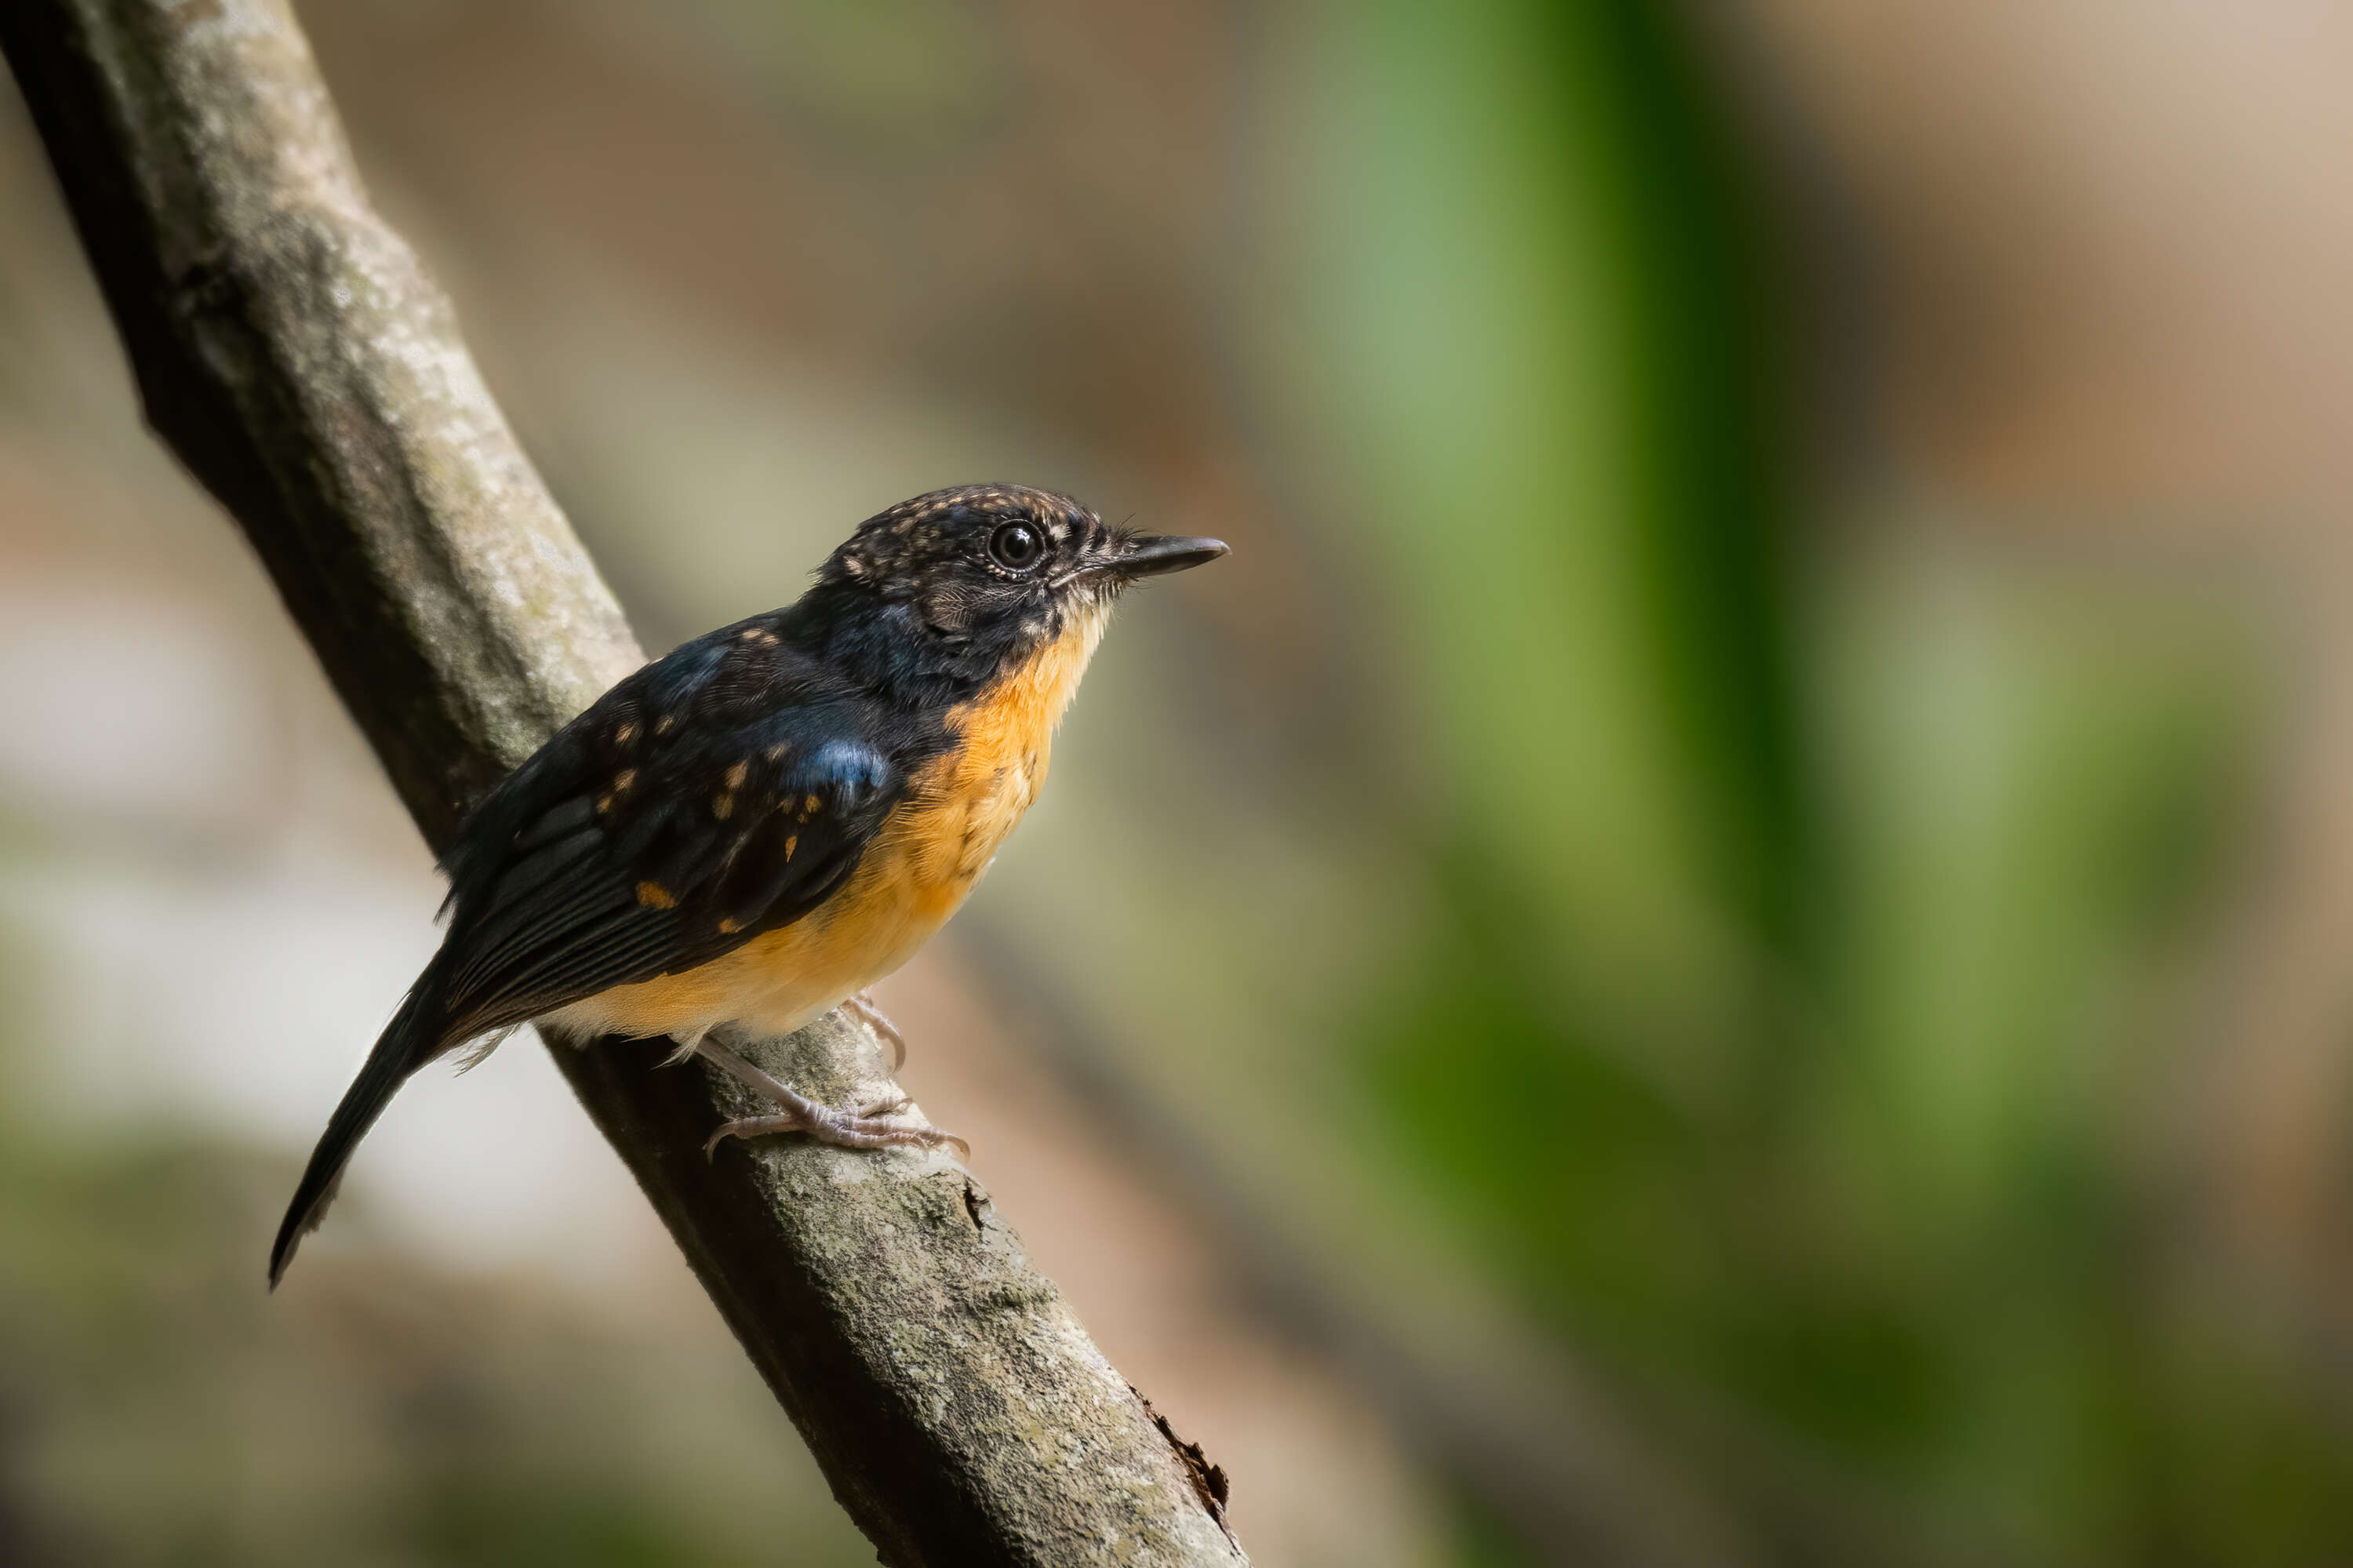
[267, 980, 453, 1288]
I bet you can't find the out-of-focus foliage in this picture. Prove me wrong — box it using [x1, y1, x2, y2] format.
[1281, 2, 2343, 1563]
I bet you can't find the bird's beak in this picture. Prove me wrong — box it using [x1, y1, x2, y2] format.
[1116, 535, 1230, 579]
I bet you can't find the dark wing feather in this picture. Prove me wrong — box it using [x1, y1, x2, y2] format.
[427, 620, 904, 1037]
[272, 615, 908, 1284]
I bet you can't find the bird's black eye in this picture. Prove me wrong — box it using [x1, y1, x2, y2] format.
[989, 520, 1045, 571]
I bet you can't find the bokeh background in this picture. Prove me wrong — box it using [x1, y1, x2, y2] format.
[5, 1, 2353, 1563]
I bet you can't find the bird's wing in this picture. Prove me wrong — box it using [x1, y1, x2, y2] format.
[426, 619, 904, 1036]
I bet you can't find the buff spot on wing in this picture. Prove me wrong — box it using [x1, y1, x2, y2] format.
[724, 761, 749, 790]
[784, 834, 798, 861]
[656, 715, 676, 736]
[636, 882, 678, 910]
[803, 794, 823, 814]
[718, 915, 747, 934]
[713, 794, 735, 820]
[613, 768, 637, 792]
[615, 721, 638, 747]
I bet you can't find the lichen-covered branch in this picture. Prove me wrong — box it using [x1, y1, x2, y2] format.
[0, 2, 1242, 1562]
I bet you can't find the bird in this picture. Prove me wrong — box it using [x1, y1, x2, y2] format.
[268, 484, 1227, 1286]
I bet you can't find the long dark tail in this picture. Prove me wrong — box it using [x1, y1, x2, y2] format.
[267, 982, 451, 1287]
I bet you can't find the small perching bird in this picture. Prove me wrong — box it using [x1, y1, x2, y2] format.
[270, 484, 1226, 1286]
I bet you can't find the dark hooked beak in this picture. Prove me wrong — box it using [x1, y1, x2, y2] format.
[1115, 534, 1230, 580]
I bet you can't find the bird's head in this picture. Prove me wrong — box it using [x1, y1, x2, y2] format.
[812, 485, 1225, 695]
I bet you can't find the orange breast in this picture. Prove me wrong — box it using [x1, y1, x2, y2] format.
[549, 604, 1109, 1043]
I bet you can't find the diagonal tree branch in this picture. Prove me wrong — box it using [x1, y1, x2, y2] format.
[0, 2, 1244, 1563]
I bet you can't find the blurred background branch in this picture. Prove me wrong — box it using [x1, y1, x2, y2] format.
[0, 1, 1241, 1563]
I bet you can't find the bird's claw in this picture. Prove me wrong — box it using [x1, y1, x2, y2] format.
[689, 1035, 966, 1160]
[699, 1085, 966, 1161]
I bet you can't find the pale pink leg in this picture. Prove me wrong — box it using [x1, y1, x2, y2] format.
[842, 991, 907, 1070]
[692, 1037, 966, 1160]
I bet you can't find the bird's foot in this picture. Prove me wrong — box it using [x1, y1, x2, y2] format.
[841, 990, 907, 1070]
[692, 1038, 966, 1160]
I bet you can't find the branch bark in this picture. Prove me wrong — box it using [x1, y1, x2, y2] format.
[0, 2, 1244, 1563]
